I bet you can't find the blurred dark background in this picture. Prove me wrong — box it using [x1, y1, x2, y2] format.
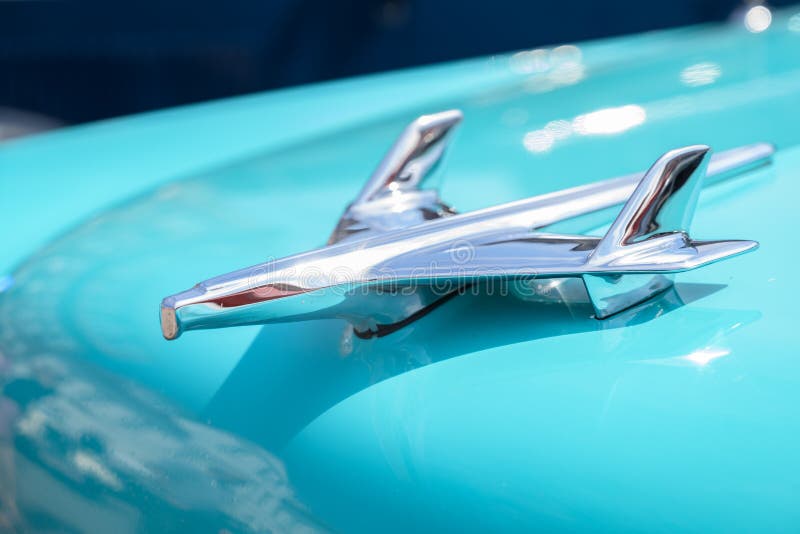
[0, 0, 794, 132]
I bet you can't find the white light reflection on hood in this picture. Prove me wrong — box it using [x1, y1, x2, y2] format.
[523, 105, 646, 153]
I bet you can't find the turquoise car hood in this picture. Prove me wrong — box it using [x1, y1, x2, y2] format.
[2, 9, 800, 532]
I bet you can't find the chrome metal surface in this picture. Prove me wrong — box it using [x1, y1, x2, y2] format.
[328, 109, 461, 244]
[584, 145, 716, 317]
[160, 113, 771, 340]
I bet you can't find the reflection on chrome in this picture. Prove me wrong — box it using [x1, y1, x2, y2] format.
[680, 62, 723, 87]
[523, 105, 646, 153]
[744, 5, 772, 33]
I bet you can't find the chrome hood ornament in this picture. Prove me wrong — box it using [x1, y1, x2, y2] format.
[160, 110, 772, 340]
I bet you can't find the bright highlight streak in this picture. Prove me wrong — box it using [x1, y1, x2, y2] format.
[683, 347, 730, 366]
[744, 5, 772, 33]
[522, 130, 554, 153]
[680, 62, 722, 87]
[522, 105, 647, 153]
[572, 105, 647, 135]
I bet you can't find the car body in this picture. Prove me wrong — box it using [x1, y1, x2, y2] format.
[2, 7, 800, 532]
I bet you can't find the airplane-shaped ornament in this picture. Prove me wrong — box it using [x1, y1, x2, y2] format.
[160, 110, 771, 340]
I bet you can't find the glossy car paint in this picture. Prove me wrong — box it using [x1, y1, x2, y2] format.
[2, 8, 800, 532]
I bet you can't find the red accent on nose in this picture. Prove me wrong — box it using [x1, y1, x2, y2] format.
[205, 285, 310, 308]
